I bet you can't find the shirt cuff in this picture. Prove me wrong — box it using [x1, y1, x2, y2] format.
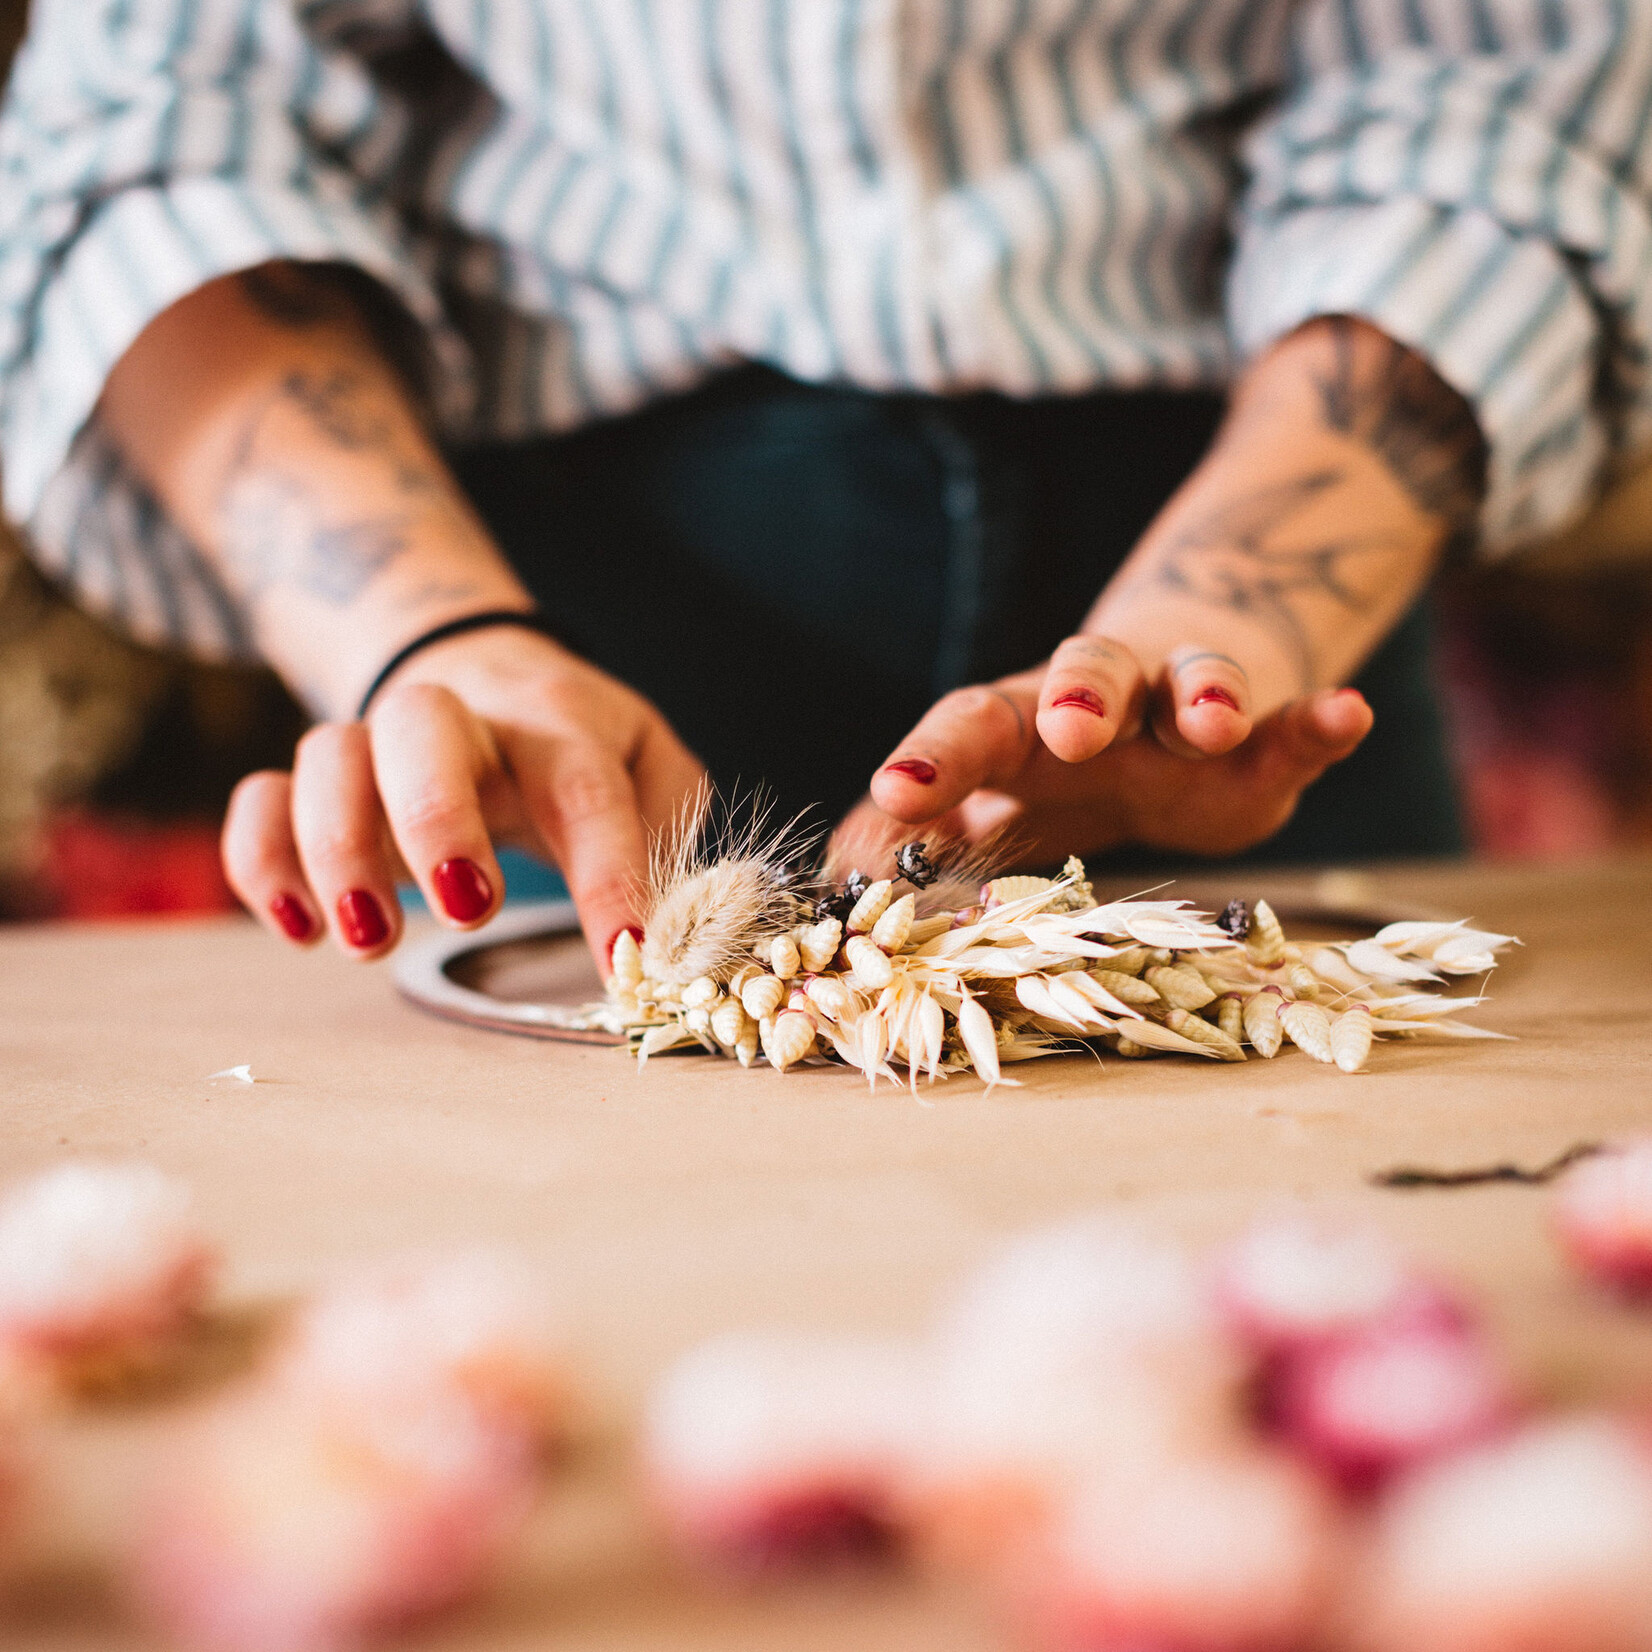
[1228, 197, 1606, 553]
[1, 171, 475, 532]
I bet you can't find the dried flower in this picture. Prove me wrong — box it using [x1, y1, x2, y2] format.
[603, 841, 1516, 1089]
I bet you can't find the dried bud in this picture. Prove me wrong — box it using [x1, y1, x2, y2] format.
[1218, 898, 1251, 939]
[894, 842, 940, 888]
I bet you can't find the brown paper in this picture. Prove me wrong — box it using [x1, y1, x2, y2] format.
[3, 856, 1651, 1648]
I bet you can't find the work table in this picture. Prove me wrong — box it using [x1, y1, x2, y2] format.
[3, 855, 1650, 1649]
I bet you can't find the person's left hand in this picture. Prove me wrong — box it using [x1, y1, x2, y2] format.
[828, 638, 1374, 876]
[830, 314, 1486, 880]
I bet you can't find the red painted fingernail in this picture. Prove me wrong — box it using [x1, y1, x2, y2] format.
[269, 894, 315, 942]
[1193, 686, 1241, 711]
[1052, 688, 1107, 718]
[337, 889, 390, 951]
[885, 758, 937, 784]
[608, 925, 644, 968]
[433, 857, 493, 924]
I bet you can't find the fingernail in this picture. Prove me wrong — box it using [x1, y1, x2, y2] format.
[1193, 686, 1241, 711]
[337, 889, 390, 951]
[1052, 688, 1107, 718]
[269, 894, 315, 942]
[433, 857, 493, 924]
[608, 925, 644, 968]
[885, 758, 937, 785]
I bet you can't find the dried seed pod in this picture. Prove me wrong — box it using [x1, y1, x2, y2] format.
[710, 997, 750, 1051]
[680, 976, 720, 1011]
[740, 974, 786, 1021]
[734, 1025, 759, 1068]
[767, 934, 801, 981]
[895, 841, 940, 888]
[1247, 899, 1286, 967]
[1091, 969, 1161, 1007]
[1288, 964, 1321, 1002]
[982, 875, 1052, 907]
[725, 962, 763, 999]
[954, 987, 1002, 1089]
[610, 929, 644, 990]
[1165, 1008, 1245, 1062]
[1280, 1000, 1334, 1064]
[1244, 989, 1285, 1059]
[1145, 964, 1217, 1012]
[1106, 947, 1152, 976]
[845, 879, 894, 935]
[1217, 899, 1251, 939]
[1218, 994, 1245, 1044]
[845, 935, 894, 991]
[805, 976, 856, 1023]
[1331, 1005, 1374, 1074]
[870, 893, 916, 953]
[762, 1009, 816, 1073]
[1113, 1036, 1148, 1058]
[797, 918, 842, 974]
[684, 1006, 713, 1039]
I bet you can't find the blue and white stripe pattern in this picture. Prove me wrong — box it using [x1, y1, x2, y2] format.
[1, 0, 1649, 657]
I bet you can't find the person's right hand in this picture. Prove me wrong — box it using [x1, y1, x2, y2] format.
[221, 625, 705, 973]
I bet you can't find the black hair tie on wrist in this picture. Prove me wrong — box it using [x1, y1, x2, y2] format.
[355, 608, 558, 720]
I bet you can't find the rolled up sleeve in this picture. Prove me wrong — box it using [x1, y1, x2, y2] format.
[0, 0, 474, 655]
[1230, 9, 1652, 553]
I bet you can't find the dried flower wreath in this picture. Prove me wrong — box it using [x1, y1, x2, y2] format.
[596, 811, 1514, 1090]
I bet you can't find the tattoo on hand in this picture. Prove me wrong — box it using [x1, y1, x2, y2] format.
[1315, 317, 1488, 544]
[1141, 470, 1410, 692]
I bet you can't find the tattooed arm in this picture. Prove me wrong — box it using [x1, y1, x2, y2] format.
[99, 264, 703, 964]
[849, 317, 1486, 864]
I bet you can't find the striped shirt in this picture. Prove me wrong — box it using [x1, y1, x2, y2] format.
[2, 0, 1650, 659]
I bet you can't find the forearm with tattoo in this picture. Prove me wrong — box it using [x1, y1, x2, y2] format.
[1098, 316, 1488, 699]
[100, 262, 532, 714]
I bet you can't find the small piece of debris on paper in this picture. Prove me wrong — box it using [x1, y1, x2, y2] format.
[208, 1066, 257, 1085]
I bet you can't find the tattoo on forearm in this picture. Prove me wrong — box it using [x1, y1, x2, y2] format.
[214, 365, 455, 608]
[219, 472, 412, 605]
[1139, 471, 1411, 692]
[280, 369, 436, 494]
[1315, 317, 1488, 541]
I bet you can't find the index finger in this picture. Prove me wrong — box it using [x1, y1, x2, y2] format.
[868, 678, 1039, 823]
[506, 731, 650, 977]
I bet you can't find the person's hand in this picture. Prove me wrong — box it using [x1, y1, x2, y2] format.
[221, 625, 704, 970]
[831, 314, 1487, 878]
[829, 639, 1374, 875]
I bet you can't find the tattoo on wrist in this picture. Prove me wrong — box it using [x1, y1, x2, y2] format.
[1134, 471, 1410, 693]
[1314, 317, 1488, 544]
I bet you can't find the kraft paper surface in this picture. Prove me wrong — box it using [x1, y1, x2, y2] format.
[2, 856, 1650, 1648]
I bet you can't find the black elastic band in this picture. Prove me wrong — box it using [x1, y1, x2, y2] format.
[356, 609, 555, 719]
